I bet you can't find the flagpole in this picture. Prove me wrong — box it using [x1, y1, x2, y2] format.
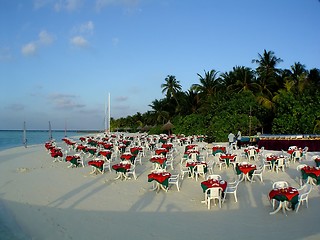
[108, 92, 111, 133]
[23, 121, 27, 148]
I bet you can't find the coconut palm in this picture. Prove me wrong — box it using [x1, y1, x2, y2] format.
[223, 66, 260, 94]
[161, 75, 182, 100]
[192, 69, 221, 97]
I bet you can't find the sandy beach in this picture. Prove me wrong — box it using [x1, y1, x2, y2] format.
[1, 135, 320, 240]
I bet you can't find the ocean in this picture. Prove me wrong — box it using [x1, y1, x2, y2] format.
[0, 130, 86, 151]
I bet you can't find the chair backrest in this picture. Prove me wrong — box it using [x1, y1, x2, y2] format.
[272, 181, 289, 189]
[206, 187, 222, 198]
[293, 150, 302, 158]
[296, 164, 307, 171]
[195, 164, 205, 173]
[207, 174, 221, 180]
[277, 157, 285, 166]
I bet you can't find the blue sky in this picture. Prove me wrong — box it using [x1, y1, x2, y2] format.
[1, 0, 319, 130]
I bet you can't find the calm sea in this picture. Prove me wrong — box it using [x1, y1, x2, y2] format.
[0, 130, 85, 151]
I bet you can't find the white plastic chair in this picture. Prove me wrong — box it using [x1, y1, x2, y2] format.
[295, 184, 312, 213]
[206, 159, 215, 174]
[194, 164, 206, 181]
[272, 181, 288, 189]
[168, 174, 180, 191]
[180, 163, 191, 179]
[125, 165, 137, 180]
[275, 157, 286, 173]
[251, 166, 263, 183]
[223, 180, 240, 203]
[102, 160, 111, 173]
[205, 187, 223, 209]
[207, 174, 221, 180]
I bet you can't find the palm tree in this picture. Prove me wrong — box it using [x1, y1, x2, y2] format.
[252, 49, 283, 97]
[161, 75, 182, 100]
[223, 66, 259, 94]
[148, 99, 170, 124]
[192, 69, 221, 97]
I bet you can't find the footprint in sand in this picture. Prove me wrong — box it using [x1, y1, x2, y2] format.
[16, 167, 30, 173]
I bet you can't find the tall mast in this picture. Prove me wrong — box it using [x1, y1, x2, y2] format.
[49, 121, 52, 141]
[108, 92, 111, 133]
[23, 121, 27, 148]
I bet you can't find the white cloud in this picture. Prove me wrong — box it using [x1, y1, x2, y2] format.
[21, 42, 37, 56]
[95, 0, 141, 11]
[79, 21, 94, 34]
[70, 36, 88, 47]
[54, 0, 83, 12]
[6, 103, 26, 111]
[48, 93, 85, 110]
[21, 30, 55, 56]
[38, 30, 55, 45]
[33, 0, 52, 9]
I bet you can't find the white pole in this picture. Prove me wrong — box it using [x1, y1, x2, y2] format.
[104, 95, 107, 132]
[108, 92, 111, 133]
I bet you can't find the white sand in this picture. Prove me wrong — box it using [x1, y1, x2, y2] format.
[0, 139, 320, 240]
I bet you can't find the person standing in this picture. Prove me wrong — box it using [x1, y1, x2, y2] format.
[228, 132, 235, 146]
[236, 130, 242, 149]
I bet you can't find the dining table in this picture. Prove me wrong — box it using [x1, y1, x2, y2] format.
[130, 147, 142, 156]
[269, 187, 299, 215]
[120, 153, 136, 163]
[186, 161, 207, 178]
[65, 155, 81, 168]
[148, 170, 171, 192]
[235, 163, 256, 181]
[150, 156, 167, 169]
[266, 155, 280, 171]
[220, 154, 236, 167]
[212, 145, 226, 155]
[88, 159, 105, 174]
[155, 148, 168, 156]
[300, 166, 320, 185]
[98, 150, 112, 160]
[201, 179, 227, 193]
[112, 162, 132, 180]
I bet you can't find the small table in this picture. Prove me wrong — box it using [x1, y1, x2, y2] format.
[120, 153, 136, 163]
[98, 150, 112, 160]
[65, 155, 81, 168]
[200, 179, 227, 204]
[150, 156, 167, 169]
[112, 162, 132, 180]
[220, 154, 236, 167]
[269, 187, 299, 215]
[301, 166, 320, 185]
[186, 161, 207, 178]
[212, 146, 226, 155]
[235, 163, 256, 181]
[148, 171, 171, 192]
[266, 155, 279, 171]
[155, 148, 168, 156]
[88, 159, 105, 174]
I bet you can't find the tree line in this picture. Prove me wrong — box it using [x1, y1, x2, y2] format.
[111, 49, 320, 142]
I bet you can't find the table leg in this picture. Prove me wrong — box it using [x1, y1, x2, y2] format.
[89, 166, 97, 174]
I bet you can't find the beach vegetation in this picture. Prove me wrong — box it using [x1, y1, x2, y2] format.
[110, 49, 320, 141]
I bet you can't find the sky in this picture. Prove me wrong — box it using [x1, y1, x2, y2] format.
[1, 0, 320, 130]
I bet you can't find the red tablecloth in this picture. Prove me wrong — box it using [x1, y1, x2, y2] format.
[98, 150, 112, 157]
[150, 156, 167, 165]
[112, 163, 131, 172]
[238, 164, 256, 174]
[269, 187, 299, 202]
[155, 148, 168, 155]
[88, 160, 105, 170]
[302, 166, 320, 177]
[148, 172, 171, 185]
[201, 179, 227, 192]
